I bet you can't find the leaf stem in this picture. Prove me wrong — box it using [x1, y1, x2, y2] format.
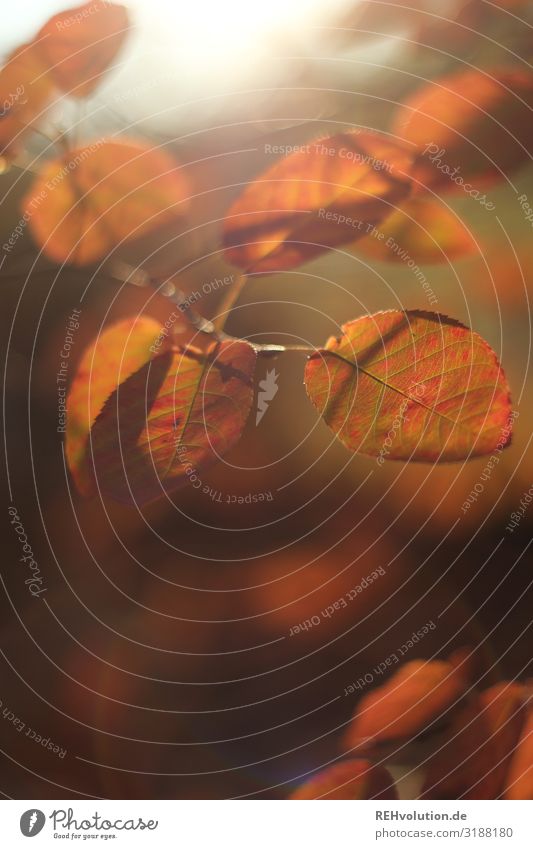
[213, 273, 248, 332]
[109, 262, 228, 340]
[253, 343, 315, 357]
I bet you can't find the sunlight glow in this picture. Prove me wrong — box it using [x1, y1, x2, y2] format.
[145, 0, 346, 78]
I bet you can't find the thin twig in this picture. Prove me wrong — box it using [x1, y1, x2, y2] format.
[213, 273, 248, 333]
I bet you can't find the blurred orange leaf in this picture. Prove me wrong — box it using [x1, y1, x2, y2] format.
[345, 654, 470, 748]
[422, 682, 527, 799]
[393, 69, 533, 189]
[505, 702, 533, 799]
[290, 759, 397, 800]
[223, 131, 414, 273]
[36, 1, 129, 98]
[304, 310, 512, 463]
[355, 196, 476, 264]
[0, 42, 55, 158]
[89, 339, 256, 504]
[66, 316, 170, 496]
[22, 139, 189, 265]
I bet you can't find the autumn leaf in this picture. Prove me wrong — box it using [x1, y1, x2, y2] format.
[0, 42, 55, 158]
[505, 701, 533, 799]
[22, 139, 190, 265]
[304, 310, 512, 463]
[345, 653, 471, 749]
[222, 130, 414, 273]
[66, 316, 174, 496]
[35, 1, 130, 98]
[89, 339, 256, 504]
[392, 69, 533, 189]
[421, 682, 527, 799]
[290, 759, 397, 800]
[355, 196, 476, 264]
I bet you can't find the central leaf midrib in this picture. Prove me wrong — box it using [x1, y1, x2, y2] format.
[323, 349, 473, 432]
[161, 348, 216, 481]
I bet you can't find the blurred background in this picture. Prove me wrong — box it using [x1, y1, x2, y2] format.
[0, 0, 532, 798]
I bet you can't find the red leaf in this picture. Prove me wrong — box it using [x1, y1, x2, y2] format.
[0, 42, 55, 158]
[223, 131, 414, 273]
[36, 1, 130, 98]
[505, 702, 533, 799]
[345, 653, 471, 748]
[422, 682, 527, 799]
[22, 139, 190, 265]
[304, 310, 512, 463]
[66, 316, 173, 496]
[355, 196, 476, 264]
[393, 69, 533, 189]
[89, 339, 256, 504]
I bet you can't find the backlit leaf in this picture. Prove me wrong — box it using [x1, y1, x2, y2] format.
[89, 339, 256, 504]
[0, 42, 55, 158]
[66, 316, 170, 496]
[222, 131, 414, 273]
[422, 682, 527, 799]
[345, 653, 470, 748]
[290, 759, 398, 800]
[22, 139, 190, 265]
[304, 310, 512, 463]
[355, 196, 476, 264]
[36, 1, 130, 98]
[392, 69, 533, 189]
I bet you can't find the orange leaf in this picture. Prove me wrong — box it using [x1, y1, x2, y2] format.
[35, 1, 130, 98]
[355, 196, 476, 264]
[89, 339, 256, 504]
[222, 131, 414, 273]
[290, 760, 397, 800]
[345, 654, 470, 748]
[505, 703, 533, 799]
[66, 316, 169, 496]
[393, 69, 533, 190]
[22, 139, 190, 265]
[304, 310, 512, 463]
[0, 42, 55, 158]
[422, 682, 527, 799]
